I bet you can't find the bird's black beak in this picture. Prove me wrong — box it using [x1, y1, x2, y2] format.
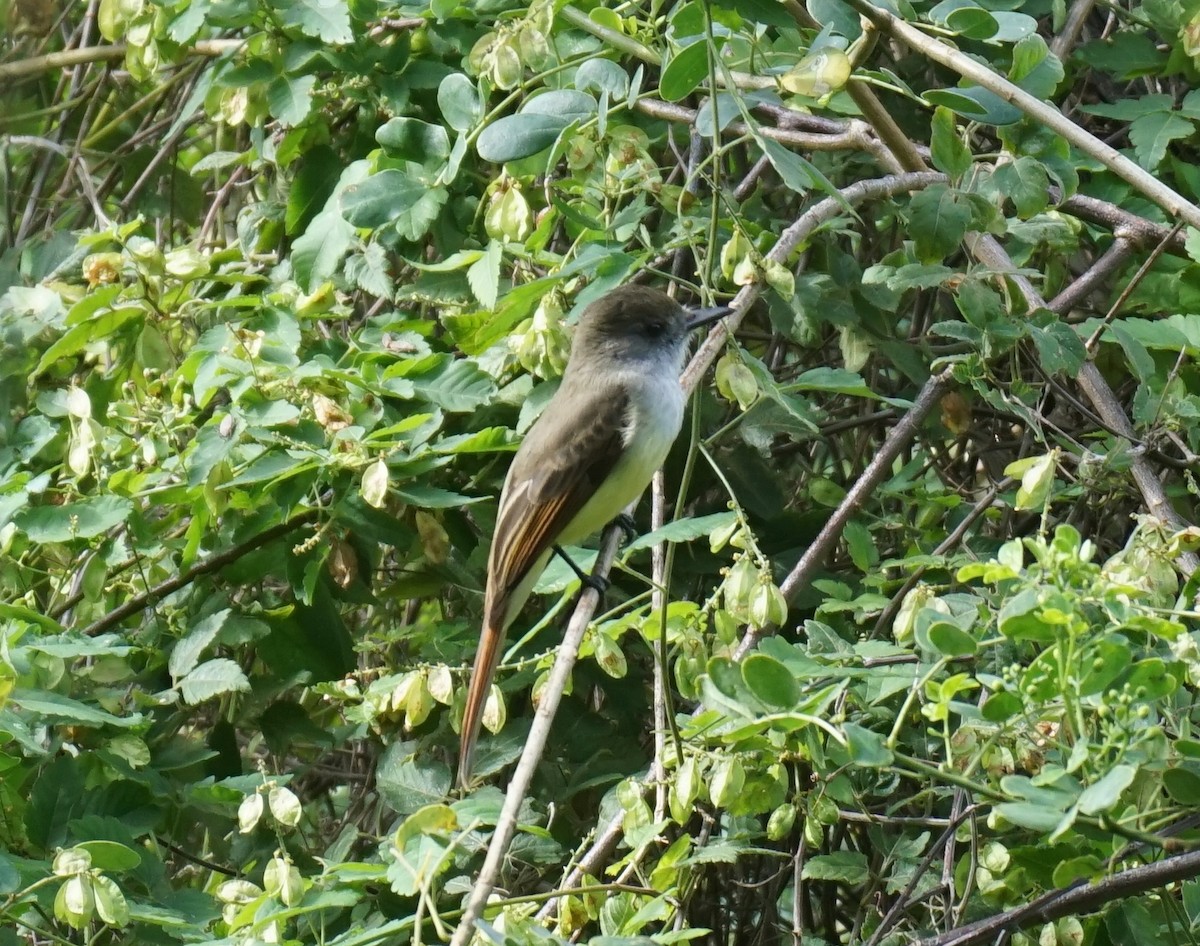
[686, 305, 733, 331]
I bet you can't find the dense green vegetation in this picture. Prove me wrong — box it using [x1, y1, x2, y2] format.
[2, 0, 1200, 943]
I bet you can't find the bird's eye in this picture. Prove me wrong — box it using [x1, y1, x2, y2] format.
[645, 321, 665, 337]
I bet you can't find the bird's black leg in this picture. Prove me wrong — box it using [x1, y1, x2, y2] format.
[553, 545, 609, 594]
[614, 513, 638, 545]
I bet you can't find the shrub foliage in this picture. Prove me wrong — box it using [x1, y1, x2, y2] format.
[2, 0, 1200, 944]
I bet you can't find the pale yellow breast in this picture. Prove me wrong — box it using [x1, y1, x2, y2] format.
[558, 376, 684, 544]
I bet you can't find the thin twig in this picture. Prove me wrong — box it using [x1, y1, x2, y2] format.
[449, 524, 624, 945]
[1046, 237, 1136, 314]
[1050, 0, 1097, 59]
[1085, 221, 1185, 350]
[636, 97, 892, 166]
[866, 804, 982, 946]
[871, 479, 1012, 638]
[1060, 194, 1189, 254]
[0, 38, 242, 81]
[77, 507, 321, 637]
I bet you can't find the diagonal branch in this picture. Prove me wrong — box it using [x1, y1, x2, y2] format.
[919, 849, 1200, 946]
[78, 506, 321, 637]
[449, 525, 624, 946]
[843, 0, 1200, 231]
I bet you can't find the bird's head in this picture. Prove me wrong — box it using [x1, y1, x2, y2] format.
[570, 285, 731, 370]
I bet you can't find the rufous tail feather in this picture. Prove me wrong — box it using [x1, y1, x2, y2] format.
[458, 621, 504, 787]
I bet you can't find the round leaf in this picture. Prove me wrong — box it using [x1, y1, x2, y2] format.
[376, 118, 450, 164]
[476, 113, 569, 163]
[660, 41, 711, 102]
[438, 73, 483, 132]
[741, 653, 801, 708]
[521, 88, 597, 123]
[75, 841, 141, 872]
[575, 57, 629, 97]
[927, 621, 978, 656]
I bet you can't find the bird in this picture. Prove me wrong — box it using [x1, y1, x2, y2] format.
[458, 284, 731, 786]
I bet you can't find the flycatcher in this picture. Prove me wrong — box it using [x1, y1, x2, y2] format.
[458, 284, 731, 785]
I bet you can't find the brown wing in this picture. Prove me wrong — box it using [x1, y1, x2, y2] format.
[487, 391, 629, 607]
[458, 387, 629, 786]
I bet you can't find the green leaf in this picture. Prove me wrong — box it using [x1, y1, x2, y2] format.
[1076, 34, 1165, 80]
[1080, 640, 1131, 696]
[575, 57, 629, 97]
[522, 89, 597, 123]
[1010, 34, 1061, 97]
[626, 511, 739, 552]
[0, 853, 18, 895]
[788, 366, 871, 396]
[801, 852, 870, 884]
[277, 0, 352, 44]
[395, 186, 448, 242]
[15, 496, 133, 543]
[267, 74, 316, 126]
[292, 208, 355, 290]
[944, 5, 999, 41]
[981, 691, 1023, 722]
[909, 185, 972, 262]
[0, 603, 65, 633]
[390, 354, 495, 412]
[741, 654, 801, 708]
[432, 427, 514, 455]
[392, 484, 484, 508]
[345, 242, 394, 299]
[660, 40, 711, 101]
[1129, 110, 1192, 170]
[170, 609, 232, 681]
[758, 136, 824, 195]
[866, 262, 954, 292]
[1010, 451, 1055, 510]
[1163, 766, 1200, 804]
[930, 106, 971, 179]
[843, 723, 893, 767]
[75, 841, 141, 872]
[376, 117, 450, 164]
[179, 658, 251, 705]
[476, 114, 569, 163]
[925, 86, 1022, 125]
[341, 169, 428, 230]
[376, 746, 452, 815]
[1109, 322, 1156, 381]
[25, 756, 84, 850]
[286, 144, 341, 235]
[1029, 316, 1086, 376]
[997, 587, 1055, 641]
[843, 520, 877, 572]
[35, 306, 145, 375]
[994, 802, 1065, 831]
[1125, 658, 1177, 699]
[928, 622, 978, 656]
[1107, 900, 1163, 946]
[225, 450, 314, 488]
[438, 73, 483, 132]
[992, 12, 1038, 42]
[1076, 764, 1136, 815]
[1081, 94, 1171, 121]
[466, 240, 502, 309]
[11, 689, 143, 728]
[993, 156, 1049, 219]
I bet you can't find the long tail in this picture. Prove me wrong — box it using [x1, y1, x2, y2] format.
[458, 621, 505, 787]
